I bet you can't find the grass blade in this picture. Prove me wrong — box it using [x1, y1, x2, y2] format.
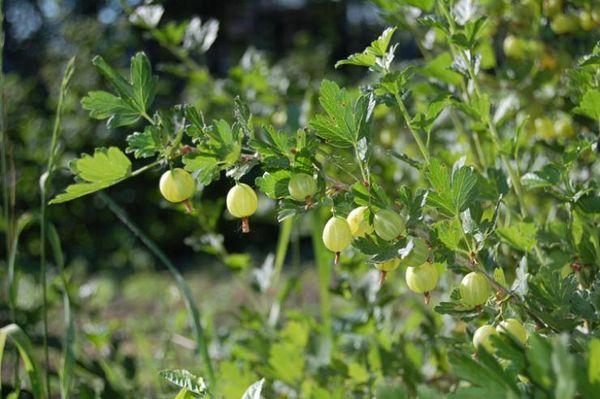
[98, 192, 217, 391]
[0, 324, 46, 399]
[47, 223, 74, 399]
[39, 56, 76, 398]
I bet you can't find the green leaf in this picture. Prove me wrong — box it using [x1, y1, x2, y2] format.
[81, 91, 140, 127]
[551, 335, 576, 399]
[255, 170, 292, 200]
[496, 222, 537, 252]
[574, 89, 600, 121]
[126, 125, 162, 158]
[183, 154, 220, 185]
[425, 159, 478, 216]
[241, 379, 266, 399]
[160, 369, 208, 397]
[130, 52, 157, 113]
[435, 219, 463, 251]
[50, 147, 132, 204]
[309, 80, 370, 148]
[92, 55, 134, 100]
[589, 339, 600, 385]
[521, 163, 562, 190]
[335, 27, 396, 69]
[0, 324, 46, 399]
[420, 52, 462, 86]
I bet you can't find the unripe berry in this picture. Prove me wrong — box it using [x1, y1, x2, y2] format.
[551, 13, 578, 34]
[288, 173, 318, 203]
[373, 209, 405, 241]
[346, 206, 374, 237]
[399, 237, 430, 267]
[405, 263, 438, 294]
[496, 319, 527, 345]
[159, 168, 196, 203]
[226, 183, 258, 233]
[579, 11, 596, 31]
[322, 216, 353, 264]
[460, 272, 490, 307]
[554, 115, 575, 138]
[375, 258, 400, 272]
[503, 35, 526, 59]
[534, 117, 556, 141]
[543, 0, 562, 17]
[473, 325, 498, 352]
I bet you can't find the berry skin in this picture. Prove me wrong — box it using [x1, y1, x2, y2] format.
[226, 183, 258, 233]
[503, 35, 526, 59]
[579, 11, 596, 31]
[288, 173, 318, 202]
[405, 263, 438, 294]
[159, 168, 196, 203]
[346, 206, 374, 238]
[534, 117, 556, 141]
[551, 13, 578, 34]
[554, 115, 575, 138]
[375, 258, 401, 272]
[496, 319, 527, 345]
[322, 216, 353, 264]
[399, 237, 430, 267]
[460, 272, 491, 307]
[543, 0, 562, 17]
[373, 209, 405, 241]
[473, 325, 498, 352]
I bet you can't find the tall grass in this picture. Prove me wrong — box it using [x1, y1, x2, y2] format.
[98, 192, 217, 392]
[39, 56, 75, 398]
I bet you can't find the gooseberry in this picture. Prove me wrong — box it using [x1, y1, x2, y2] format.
[554, 115, 575, 138]
[322, 216, 353, 264]
[346, 206, 374, 237]
[405, 263, 439, 303]
[543, 0, 562, 17]
[226, 183, 258, 233]
[399, 237, 430, 267]
[473, 325, 498, 352]
[288, 173, 318, 206]
[497, 319, 527, 345]
[159, 168, 196, 203]
[551, 13, 578, 34]
[579, 11, 596, 30]
[534, 117, 556, 141]
[503, 35, 526, 59]
[373, 209, 405, 241]
[460, 272, 491, 307]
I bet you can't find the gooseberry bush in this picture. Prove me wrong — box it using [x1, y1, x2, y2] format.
[46, 0, 599, 397]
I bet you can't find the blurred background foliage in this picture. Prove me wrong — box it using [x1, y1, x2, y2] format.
[1, 0, 599, 397]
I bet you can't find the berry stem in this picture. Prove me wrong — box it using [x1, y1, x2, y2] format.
[334, 251, 340, 265]
[183, 199, 194, 214]
[379, 271, 387, 287]
[424, 292, 431, 305]
[242, 217, 250, 233]
[305, 195, 313, 210]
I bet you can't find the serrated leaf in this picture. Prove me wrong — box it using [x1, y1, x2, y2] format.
[126, 125, 162, 158]
[81, 91, 140, 128]
[50, 147, 132, 204]
[183, 154, 220, 185]
[335, 27, 396, 69]
[426, 159, 478, 216]
[160, 369, 208, 397]
[496, 222, 537, 252]
[309, 80, 370, 148]
[435, 219, 463, 250]
[521, 164, 562, 190]
[255, 170, 292, 200]
[574, 89, 600, 121]
[130, 52, 157, 113]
